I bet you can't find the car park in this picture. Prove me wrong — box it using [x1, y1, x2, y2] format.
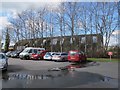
[19, 47, 45, 60]
[52, 52, 68, 61]
[43, 52, 56, 60]
[0, 53, 8, 71]
[30, 50, 48, 60]
[68, 50, 87, 62]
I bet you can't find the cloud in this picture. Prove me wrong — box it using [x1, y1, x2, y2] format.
[0, 17, 11, 27]
[0, 0, 118, 2]
[108, 30, 120, 46]
[1, 2, 61, 12]
[1, 0, 62, 2]
[112, 30, 120, 35]
[0, 17, 10, 37]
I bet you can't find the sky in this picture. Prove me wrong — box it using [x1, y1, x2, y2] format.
[0, 0, 119, 46]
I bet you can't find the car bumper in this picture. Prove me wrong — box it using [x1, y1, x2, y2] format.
[52, 58, 61, 61]
[0, 63, 8, 71]
[44, 57, 52, 60]
[30, 57, 39, 60]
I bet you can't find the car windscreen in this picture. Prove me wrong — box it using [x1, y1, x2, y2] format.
[53, 53, 60, 55]
[69, 51, 78, 55]
[45, 52, 51, 55]
[0, 54, 5, 59]
[22, 49, 30, 53]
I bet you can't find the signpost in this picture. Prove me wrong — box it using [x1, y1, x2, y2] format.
[108, 52, 113, 61]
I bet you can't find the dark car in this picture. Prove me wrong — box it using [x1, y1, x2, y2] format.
[6, 51, 13, 57]
[68, 50, 87, 62]
[11, 50, 23, 58]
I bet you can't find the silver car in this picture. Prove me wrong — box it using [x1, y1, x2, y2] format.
[43, 52, 56, 60]
[52, 52, 68, 61]
[0, 53, 8, 71]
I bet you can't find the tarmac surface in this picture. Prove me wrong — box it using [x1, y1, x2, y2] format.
[0, 58, 119, 88]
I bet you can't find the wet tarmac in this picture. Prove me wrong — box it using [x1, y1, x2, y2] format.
[1, 62, 118, 88]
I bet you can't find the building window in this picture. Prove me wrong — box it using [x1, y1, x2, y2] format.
[81, 37, 86, 43]
[60, 38, 64, 45]
[93, 36, 97, 43]
[70, 37, 75, 44]
[43, 39, 46, 45]
[51, 38, 58, 45]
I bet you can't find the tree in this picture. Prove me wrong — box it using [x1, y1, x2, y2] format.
[64, 2, 81, 49]
[54, 2, 65, 52]
[4, 27, 10, 52]
[94, 2, 118, 53]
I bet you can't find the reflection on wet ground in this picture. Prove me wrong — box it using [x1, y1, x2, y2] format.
[1, 62, 118, 88]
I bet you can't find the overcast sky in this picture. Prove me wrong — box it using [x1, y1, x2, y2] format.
[0, 0, 119, 46]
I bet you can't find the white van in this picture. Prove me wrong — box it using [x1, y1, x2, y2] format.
[19, 47, 45, 60]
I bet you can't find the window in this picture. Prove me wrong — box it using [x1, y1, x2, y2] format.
[33, 49, 38, 54]
[23, 49, 30, 53]
[93, 36, 97, 43]
[51, 39, 58, 45]
[61, 53, 68, 55]
[70, 37, 75, 44]
[69, 51, 78, 55]
[81, 37, 86, 43]
[43, 39, 46, 44]
[60, 38, 64, 45]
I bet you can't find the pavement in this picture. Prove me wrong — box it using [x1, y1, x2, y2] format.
[0, 58, 119, 88]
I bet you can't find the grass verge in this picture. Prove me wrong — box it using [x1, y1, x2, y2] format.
[87, 58, 119, 62]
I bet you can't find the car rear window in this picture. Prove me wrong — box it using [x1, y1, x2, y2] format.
[61, 53, 68, 55]
[69, 51, 78, 55]
[56, 53, 60, 55]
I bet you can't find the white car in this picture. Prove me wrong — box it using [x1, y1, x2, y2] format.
[52, 52, 68, 61]
[19, 47, 45, 60]
[0, 53, 8, 71]
[43, 52, 55, 60]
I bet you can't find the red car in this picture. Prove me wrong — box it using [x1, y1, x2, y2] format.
[30, 50, 48, 60]
[68, 50, 87, 62]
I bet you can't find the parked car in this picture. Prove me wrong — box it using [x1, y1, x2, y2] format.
[52, 52, 68, 61]
[19, 47, 45, 60]
[6, 51, 13, 57]
[68, 50, 87, 62]
[30, 50, 48, 60]
[0, 53, 8, 71]
[43, 52, 56, 60]
[11, 50, 23, 58]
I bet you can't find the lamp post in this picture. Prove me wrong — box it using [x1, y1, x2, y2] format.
[0, 37, 1, 52]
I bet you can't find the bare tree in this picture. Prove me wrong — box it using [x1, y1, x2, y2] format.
[93, 2, 118, 53]
[64, 2, 81, 49]
[54, 2, 65, 52]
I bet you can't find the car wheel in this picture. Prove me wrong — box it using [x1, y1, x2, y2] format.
[24, 56, 30, 60]
[2, 68, 7, 72]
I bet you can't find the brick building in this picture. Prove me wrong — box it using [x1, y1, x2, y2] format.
[14, 34, 103, 57]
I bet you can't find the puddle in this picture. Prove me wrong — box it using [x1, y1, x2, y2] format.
[2, 70, 117, 88]
[63, 61, 100, 70]
[48, 61, 99, 72]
